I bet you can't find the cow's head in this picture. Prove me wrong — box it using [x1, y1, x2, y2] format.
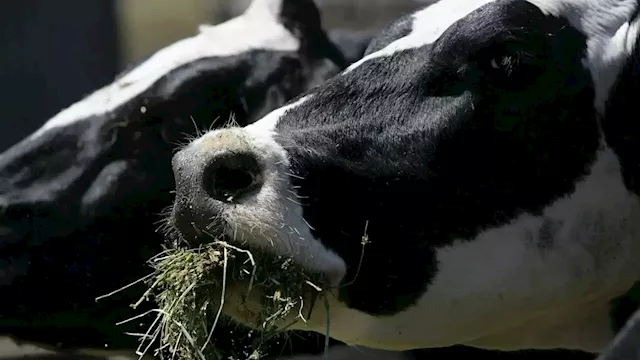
[0, 0, 347, 351]
[168, 0, 640, 354]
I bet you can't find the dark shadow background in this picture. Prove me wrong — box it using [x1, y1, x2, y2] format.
[0, 0, 120, 153]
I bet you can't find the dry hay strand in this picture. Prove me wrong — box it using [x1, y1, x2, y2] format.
[122, 239, 329, 360]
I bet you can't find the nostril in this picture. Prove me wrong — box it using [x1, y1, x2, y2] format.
[215, 167, 254, 194]
[203, 152, 263, 203]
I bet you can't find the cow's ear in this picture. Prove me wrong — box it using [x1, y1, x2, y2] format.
[279, 0, 324, 36]
[602, 32, 640, 196]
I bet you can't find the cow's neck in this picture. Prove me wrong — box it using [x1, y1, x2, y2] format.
[419, 143, 640, 353]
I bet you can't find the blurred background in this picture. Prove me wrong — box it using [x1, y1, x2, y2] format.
[0, 0, 424, 358]
[0, 0, 428, 153]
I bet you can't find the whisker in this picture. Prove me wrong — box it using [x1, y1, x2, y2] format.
[285, 172, 305, 180]
[190, 116, 202, 138]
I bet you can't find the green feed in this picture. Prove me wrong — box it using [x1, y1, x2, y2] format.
[128, 240, 328, 360]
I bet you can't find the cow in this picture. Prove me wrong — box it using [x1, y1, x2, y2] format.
[167, 0, 640, 357]
[0, 0, 349, 357]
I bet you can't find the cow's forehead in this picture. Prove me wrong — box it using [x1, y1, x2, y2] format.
[27, 0, 300, 142]
[345, 0, 496, 71]
[353, 0, 639, 61]
[346, 0, 639, 113]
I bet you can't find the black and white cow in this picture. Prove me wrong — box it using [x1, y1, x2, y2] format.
[0, 0, 348, 355]
[168, 0, 640, 356]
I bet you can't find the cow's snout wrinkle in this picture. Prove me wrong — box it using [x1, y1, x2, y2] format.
[202, 151, 263, 204]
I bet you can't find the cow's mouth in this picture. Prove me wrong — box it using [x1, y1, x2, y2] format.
[145, 219, 332, 359]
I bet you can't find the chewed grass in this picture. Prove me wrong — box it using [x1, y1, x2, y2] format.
[114, 240, 329, 360]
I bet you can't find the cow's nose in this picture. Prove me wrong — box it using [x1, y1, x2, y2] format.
[203, 151, 264, 203]
[170, 143, 265, 243]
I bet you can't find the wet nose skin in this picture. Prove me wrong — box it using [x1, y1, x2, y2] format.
[170, 142, 264, 243]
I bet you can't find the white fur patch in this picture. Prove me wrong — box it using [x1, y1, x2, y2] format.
[29, 0, 300, 141]
[292, 143, 640, 353]
[245, 95, 312, 133]
[344, 0, 496, 73]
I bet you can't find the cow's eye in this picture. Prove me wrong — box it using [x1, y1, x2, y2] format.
[482, 50, 541, 89]
[489, 56, 518, 74]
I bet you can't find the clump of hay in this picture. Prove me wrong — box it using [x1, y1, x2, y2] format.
[95, 218, 370, 360]
[122, 240, 329, 360]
